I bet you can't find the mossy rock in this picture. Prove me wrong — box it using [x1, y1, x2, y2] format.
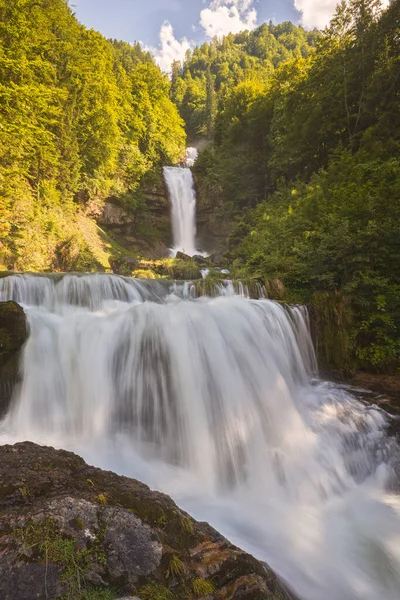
[0, 301, 27, 417]
[0, 442, 293, 600]
[0, 301, 27, 362]
[169, 260, 202, 281]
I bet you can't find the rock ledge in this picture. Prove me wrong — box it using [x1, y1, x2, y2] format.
[0, 442, 291, 600]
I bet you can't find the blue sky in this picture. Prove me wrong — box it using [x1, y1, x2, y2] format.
[71, 0, 342, 71]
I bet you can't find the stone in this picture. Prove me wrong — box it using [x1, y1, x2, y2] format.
[175, 251, 192, 261]
[0, 301, 27, 361]
[104, 507, 162, 582]
[109, 256, 138, 276]
[191, 254, 211, 267]
[0, 301, 27, 418]
[0, 442, 293, 600]
[101, 201, 135, 226]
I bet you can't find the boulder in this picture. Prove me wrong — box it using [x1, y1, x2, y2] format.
[0, 442, 292, 600]
[171, 261, 202, 281]
[175, 251, 192, 261]
[0, 301, 27, 361]
[191, 255, 211, 267]
[0, 301, 27, 417]
[109, 256, 138, 276]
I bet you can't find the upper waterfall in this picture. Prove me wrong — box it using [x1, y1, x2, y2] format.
[163, 147, 199, 257]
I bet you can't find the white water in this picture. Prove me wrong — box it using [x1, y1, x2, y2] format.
[185, 146, 198, 167]
[1, 273, 400, 600]
[164, 149, 198, 256]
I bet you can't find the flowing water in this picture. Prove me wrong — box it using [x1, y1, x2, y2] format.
[1, 273, 400, 599]
[163, 148, 199, 256]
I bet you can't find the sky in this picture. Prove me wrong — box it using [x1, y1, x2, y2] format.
[70, 0, 372, 72]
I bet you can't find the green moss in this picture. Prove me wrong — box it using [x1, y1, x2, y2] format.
[192, 578, 215, 597]
[18, 486, 31, 500]
[136, 258, 202, 281]
[0, 329, 12, 360]
[73, 518, 84, 531]
[132, 268, 159, 279]
[96, 493, 108, 505]
[0, 300, 27, 363]
[15, 517, 110, 600]
[179, 516, 194, 535]
[310, 291, 354, 374]
[166, 554, 184, 579]
[83, 588, 118, 600]
[139, 582, 175, 600]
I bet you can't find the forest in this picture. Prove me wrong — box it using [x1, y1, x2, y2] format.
[0, 0, 399, 372]
[186, 0, 400, 373]
[0, 0, 185, 271]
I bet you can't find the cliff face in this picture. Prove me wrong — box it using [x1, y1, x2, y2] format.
[193, 174, 232, 257]
[0, 442, 291, 600]
[100, 171, 172, 260]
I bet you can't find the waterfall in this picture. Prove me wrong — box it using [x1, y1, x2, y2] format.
[1, 273, 400, 600]
[163, 148, 199, 256]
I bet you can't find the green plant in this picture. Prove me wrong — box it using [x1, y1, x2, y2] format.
[179, 516, 194, 534]
[15, 518, 110, 600]
[139, 582, 175, 600]
[192, 578, 215, 597]
[166, 555, 184, 579]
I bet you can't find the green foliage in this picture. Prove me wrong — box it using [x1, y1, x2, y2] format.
[136, 258, 202, 280]
[139, 582, 175, 600]
[171, 22, 319, 141]
[0, 0, 186, 271]
[192, 578, 215, 597]
[166, 554, 184, 579]
[15, 517, 114, 600]
[192, 0, 400, 371]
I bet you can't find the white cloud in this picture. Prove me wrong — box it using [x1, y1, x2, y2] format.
[148, 22, 192, 74]
[294, 0, 340, 29]
[294, 0, 391, 30]
[149, 1, 258, 74]
[200, 0, 258, 39]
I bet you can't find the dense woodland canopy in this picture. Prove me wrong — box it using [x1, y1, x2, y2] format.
[1, 0, 399, 371]
[170, 22, 319, 140]
[188, 0, 400, 372]
[0, 0, 185, 271]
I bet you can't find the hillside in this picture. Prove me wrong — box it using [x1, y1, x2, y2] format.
[0, 0, 185, 272]
[189, 0, 400, 372]
[171, 21, 319, 141]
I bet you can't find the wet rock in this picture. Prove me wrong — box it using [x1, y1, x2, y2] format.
[0, 301, 27, 361]
[0, 301, 27, 417]
[0, 442, 291, 600]
[104, 507, 162, 582]
[192, 254, 211, 267]
[175, 251, 192, 261]
[171, 260, 202, 280]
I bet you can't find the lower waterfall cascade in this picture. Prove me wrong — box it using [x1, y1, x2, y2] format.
[1, 273, 400, 600]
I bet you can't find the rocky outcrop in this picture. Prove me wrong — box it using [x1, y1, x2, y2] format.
[0, 301, 26, 362]
[0, 442, 291, 600]
[0, 301, 27, 417]
[102, 202, 136, 227]
[100, 171, 172, 260]
[109, 256, 139, 276]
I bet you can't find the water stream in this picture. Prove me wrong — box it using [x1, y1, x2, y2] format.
[1, 273, 400, 599]
[163, 147, 199, 256]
